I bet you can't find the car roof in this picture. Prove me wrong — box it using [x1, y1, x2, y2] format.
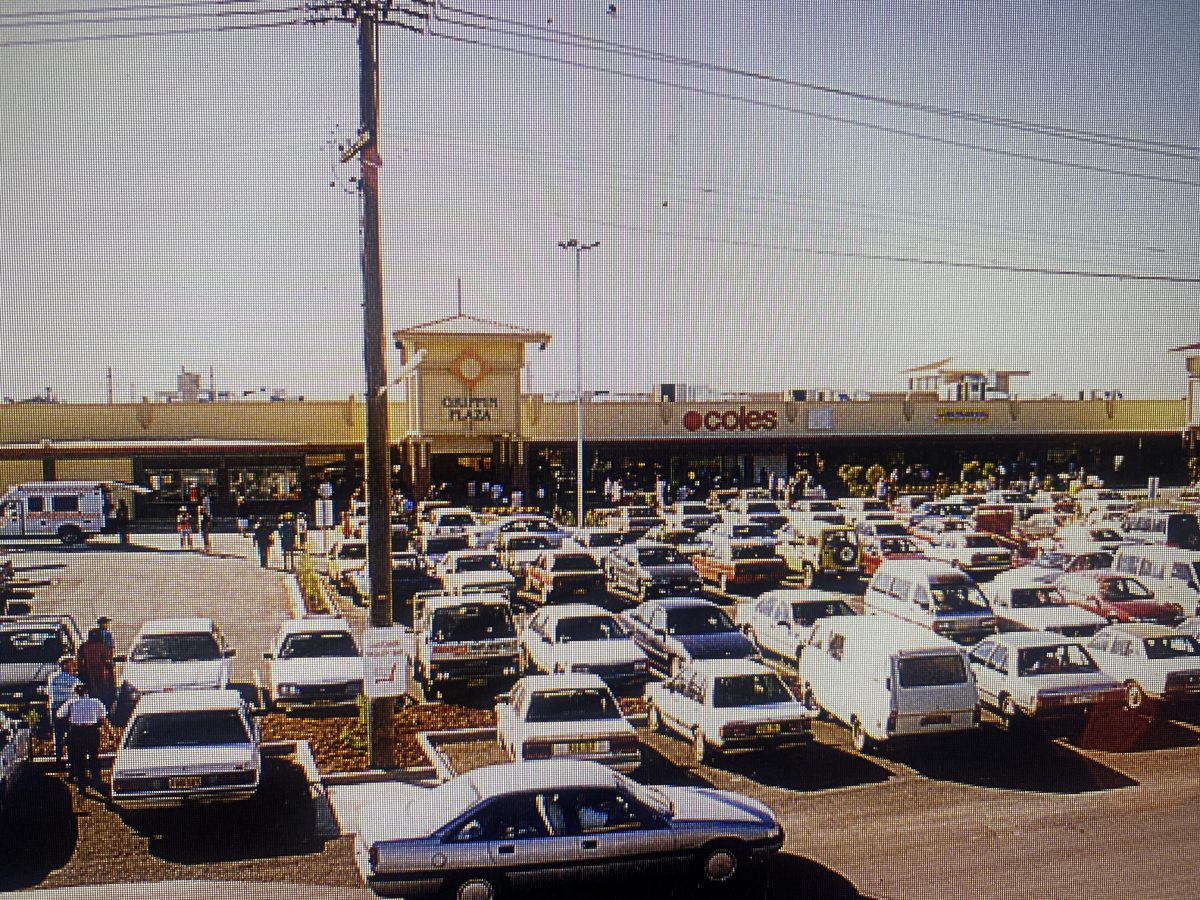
[1097, 623, 1184, 640]
[686, 658, 777, 678]
[755, 588, 846, 604]
[514, 673, 610, 692]
[990, 631, 1086, 650]
[533, 603, 612, 622]
[131, 688, 245, 714]
[276, 615, 352, 637]
[466, 760, 621, 797]
[812, 615, 962, 653]
[136, 617, 216, 636]
[649, 596, 718, 610]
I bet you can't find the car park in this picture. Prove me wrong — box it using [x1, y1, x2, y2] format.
[525, 550, 606, 605]
[1111, 545, 1200, 616]
[983, 571, 1108, 637]
[110, 688, 260, 809]
[733, 589, 857, 665]
[411, 592, 520, 700]
[518, 603, 650, 685]
[966, 633, 1123, 735]
[924, 531, 1014, 579]
[864, 558, 997, 645]
[776, 522, 861, 587]
[436, 550, 517, 599]
[263, 615, 364, 710]
[0, 614, 82, 712]
[495, 674, 640, 772]
[799, 616, 980, 753]
[1054, 571, 1185, 625]
[645, 659, 815, 764]
[1086, 624, 1200, 711]
[350, 759, 784, 900]
[116, 617, 234, 706]
[604, 542, 702, 600]
[621, 597, 758, 676]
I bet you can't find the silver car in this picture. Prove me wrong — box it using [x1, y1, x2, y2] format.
[354, 759, 783, 899]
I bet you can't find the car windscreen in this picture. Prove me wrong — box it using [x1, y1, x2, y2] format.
[637, 547, 682, 566]
[424, 536, 470, 554]
[1016, 644, 1098, 676]
[896, 653, 968, 687]
[1143, 635, 1200, 659]
[339, 543, 368, 559]
[125, 709, 250, 748]
[928, 582, 989, 612]
[279, 632, 359, 659]
[507, 536, 553, 551]
[551, 553, 600, 572]
[131, 632, 221, 662]
[0, 628, 66, 664]
[455, 555, 501, 572]
[666, 606, 736, 635]
[431, 605, 515, 642]
[793, 601, 855, 626]
[711, 673, 795, 707]
[555, 616, 624, 642]
[524, 688, 621, 722]
[1009, 588, 1069, 608]
[731, 543, 777, 560]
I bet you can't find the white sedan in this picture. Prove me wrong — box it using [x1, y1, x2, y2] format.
[733, 589, 857, 665]
[645, 659, 815, 765]
[495, 674, 640, 773]
[1086, 623, 1200, 711]
[116, 617, 234, 709]
[518, 603, 650, 687]
[984, 571, 1108, 638]
[263, 615, 364, 710]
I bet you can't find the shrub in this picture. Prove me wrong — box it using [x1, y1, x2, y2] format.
[296, 554, 332, 614]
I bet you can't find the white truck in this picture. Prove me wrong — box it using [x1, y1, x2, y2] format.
[410, 592, 520, 700]
[0, 481, 143, 545]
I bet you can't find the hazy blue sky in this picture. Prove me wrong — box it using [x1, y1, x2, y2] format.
[1, 0, 1197, 402]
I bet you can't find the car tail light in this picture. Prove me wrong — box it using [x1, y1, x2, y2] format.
[719, 723, 755, 739]
[522, 740, 552, 760]
[886, 711, 897, 734]
[610, 736, 639, 754]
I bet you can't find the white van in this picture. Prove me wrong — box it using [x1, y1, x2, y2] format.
[799, 616, 980, 753]
[1121, 508, 1200, 550]
[864, 558, 997, 645]
[1112, 546, 1200, 617]
[0, 481, 131, 545]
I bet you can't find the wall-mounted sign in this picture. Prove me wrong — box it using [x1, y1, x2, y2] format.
[449, 349, 489, 389]
[808, 407, 834, 430]
[682, 406, 779, 433]
[441, 396, 499, 423]
[937, 409, 990, 423]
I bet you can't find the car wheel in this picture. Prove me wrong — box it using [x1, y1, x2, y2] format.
[851, 718, 874, 754]
[692, 728, 714, 766]
[1125, 681, 1147, 712]
[647, 702, 663, 732]
[445, 873, 504, 900]
[695, 841, 746, 889]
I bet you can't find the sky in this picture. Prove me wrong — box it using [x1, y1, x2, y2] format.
[1, 0, 1198, 403]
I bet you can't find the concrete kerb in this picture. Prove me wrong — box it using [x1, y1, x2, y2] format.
[416, 726, 497, 782]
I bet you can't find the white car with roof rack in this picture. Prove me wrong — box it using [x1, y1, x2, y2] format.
[263, 615, 364, 710]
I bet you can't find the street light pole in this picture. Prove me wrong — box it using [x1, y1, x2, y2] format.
[558, 239, 599, 527]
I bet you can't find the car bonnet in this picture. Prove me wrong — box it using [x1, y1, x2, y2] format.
[658, 786, 776, 826]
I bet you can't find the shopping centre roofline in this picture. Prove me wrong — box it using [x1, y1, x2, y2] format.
[392, 313, 551, 344]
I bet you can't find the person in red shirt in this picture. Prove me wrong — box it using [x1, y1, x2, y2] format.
[75, 628, 116, 712]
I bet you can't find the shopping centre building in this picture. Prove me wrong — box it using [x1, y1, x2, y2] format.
[0, 315, 1196, 524]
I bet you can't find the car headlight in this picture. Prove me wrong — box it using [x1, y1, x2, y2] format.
[276, 683, 300, 697]
[633, 660, 649, 673]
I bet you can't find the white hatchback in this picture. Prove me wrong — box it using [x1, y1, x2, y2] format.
[117, 617, 234, 707]
[264, 615, 364, 710]
[518, 603, 650, 687]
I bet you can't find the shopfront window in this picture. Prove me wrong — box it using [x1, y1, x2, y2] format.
[230, 466, 302, 500]
[145, 468, 218, 503]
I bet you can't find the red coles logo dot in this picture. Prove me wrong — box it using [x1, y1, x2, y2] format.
[683, 411, 703, 431]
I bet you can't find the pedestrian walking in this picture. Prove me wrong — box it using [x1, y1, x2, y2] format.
[95, 616, 114, 651]
[57, 683, 111, 793]
[234, 491, 248, 536]
[176, 505, 194, 550]
[278, 514, 297, 572]
[45, 654, 81, 766]
[114, 498, 131, 547]
[295, 512, 308, 554]
[252, 518, 275, 569]
[76, 627, 117, 712]
[198, 507, 213, 554]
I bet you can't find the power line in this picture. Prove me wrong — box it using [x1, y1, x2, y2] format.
[418, 25, 1200, 190]
[0, 15, 317, 48]
[0, 0, 277, 20]
[438, 2, 1200, 160]
[0, 4, 309, 31]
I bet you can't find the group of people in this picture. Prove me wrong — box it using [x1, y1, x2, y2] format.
[45, 617, 118, 794]
[175, 504, 214, 553]
[248, 512, 306, 571]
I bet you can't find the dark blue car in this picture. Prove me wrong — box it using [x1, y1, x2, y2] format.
[620, 597, 758, 676]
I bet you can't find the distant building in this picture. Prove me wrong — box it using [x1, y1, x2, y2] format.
[902, 357, 1030, 401]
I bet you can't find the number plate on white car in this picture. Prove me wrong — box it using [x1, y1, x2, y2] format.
[168, 775, 202, 789]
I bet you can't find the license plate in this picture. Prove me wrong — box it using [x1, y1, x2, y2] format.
[557, 741, 604, 755]
[1072, 694, 1096, 704]
[755, 723, 782, 735]
[311, 699, 333, 707]
[468, 678, 487, 687]
[168, 776, 202, 790]
[920, 714, 952, 726]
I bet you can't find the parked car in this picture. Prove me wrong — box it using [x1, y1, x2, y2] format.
[983, 571, 1107, 637]
[567, 528, 631, 568]
[498, 533, 559, 586]
[606, 504, 665, 535]
[525, 550, 606, 605]
[605, 542, 701, 601]
[388, 552, 441, 625]
[641, 525, 709, 561]
[327, 538, 369, 586]
[110, 688, 260, 809]
[907, 501, 972, 528]
[1112, 545, 1200, 617]
[724, 498, 788, 532]
[925, 531, 1014, 579]
[1086, 623, 1200, 711]
[436, 550, 517, 599]
[966, 633, 1123, 735]
[116, 617, 234, 709]
[1076, 488, 1134, 520]
[470, 514, 565, 551]
[1056, 525, 1126, 554]
[495, 674, 640, 772]
[788, 499, 845, 526]
[733, 589, 856, 665]
[263, 615, 364, 710]
[837, 497, 891, 525]
[1122, 508, 1200, 550]
[350, 759, 784, 899]
[0, 614, 82, 712]
[621, 597, 758, 676]
[664, 501, 719, 532]
[776, 523, 861, 587]
[799, 616, 980, 753]
[863, 558, 997, 645]
[692, 537, 787, 593]
[645, 659, 815, 764]
[410, 593, 519, 700]
[860, 534, 926, 578]
[1054, 571, 1185, 625]
[415, 532, 472, 570]
[424, 506, 476, 537]
[518, 603, 650, 685]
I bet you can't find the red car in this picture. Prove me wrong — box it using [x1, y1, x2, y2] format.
[860, 536, 926, 578]
[1054, 571, 1184, 625]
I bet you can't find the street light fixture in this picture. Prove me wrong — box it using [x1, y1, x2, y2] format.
[558, 238, 599, 527]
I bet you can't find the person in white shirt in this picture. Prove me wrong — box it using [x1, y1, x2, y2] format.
[57, 683, 111, 792]
[45, 655, 81, 765]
